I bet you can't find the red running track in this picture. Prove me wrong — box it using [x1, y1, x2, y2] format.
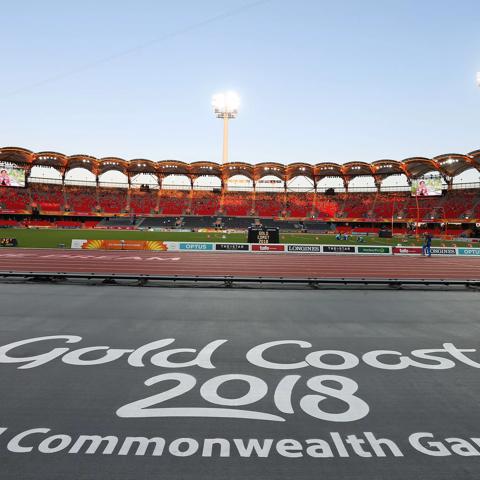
[0, 248, 479, 280]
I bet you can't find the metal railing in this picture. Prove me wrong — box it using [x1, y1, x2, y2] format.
[0, 271, 478, 289]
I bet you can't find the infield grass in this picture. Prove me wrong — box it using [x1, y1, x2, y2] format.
[0, 228, 473, 249]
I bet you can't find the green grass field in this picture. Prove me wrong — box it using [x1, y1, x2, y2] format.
[0, 228, 473, 249]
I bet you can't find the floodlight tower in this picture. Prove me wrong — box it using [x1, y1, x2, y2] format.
[212, 91, 240, 164]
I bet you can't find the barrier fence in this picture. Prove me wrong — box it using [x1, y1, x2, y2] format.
[70, 239, 480, 256]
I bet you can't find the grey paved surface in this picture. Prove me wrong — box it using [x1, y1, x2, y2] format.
[0, 284, 480, 479]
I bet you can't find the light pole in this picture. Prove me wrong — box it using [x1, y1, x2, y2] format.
[212, 91, 240, 164]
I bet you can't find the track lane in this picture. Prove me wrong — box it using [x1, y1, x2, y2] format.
[0, 249, 479, 280]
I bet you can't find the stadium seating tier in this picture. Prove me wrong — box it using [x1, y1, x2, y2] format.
[0, 184, 479, 224]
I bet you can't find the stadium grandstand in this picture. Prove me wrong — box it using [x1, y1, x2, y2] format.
[1, 146, 480, 236]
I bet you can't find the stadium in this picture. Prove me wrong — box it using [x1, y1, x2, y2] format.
[0, 145, 479, 284]
[1, 1, 480, 480]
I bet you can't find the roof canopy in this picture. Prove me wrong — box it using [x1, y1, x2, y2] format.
[2, 146, 479, 182]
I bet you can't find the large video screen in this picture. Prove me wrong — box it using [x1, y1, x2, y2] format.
[411, 177, 442, 197]
[0, 162, 26, 187]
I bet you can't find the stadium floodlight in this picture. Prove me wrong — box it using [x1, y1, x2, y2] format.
[212, 91, 240, 163]
[477, 72, 480, 87]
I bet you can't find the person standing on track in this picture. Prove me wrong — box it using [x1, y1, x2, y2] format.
[422, 232, 432, 257]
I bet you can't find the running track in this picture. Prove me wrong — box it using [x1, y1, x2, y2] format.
[0, 248, 479, 280]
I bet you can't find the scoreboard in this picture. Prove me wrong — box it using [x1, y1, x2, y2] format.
[247, 226, 280, 244]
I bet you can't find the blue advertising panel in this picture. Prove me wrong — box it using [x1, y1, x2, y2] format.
[179, 243, 214, 251]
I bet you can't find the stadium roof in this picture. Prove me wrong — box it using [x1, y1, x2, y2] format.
[1, 146, 479, 182]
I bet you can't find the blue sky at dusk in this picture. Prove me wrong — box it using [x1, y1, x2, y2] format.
[1, 0, 480, 166]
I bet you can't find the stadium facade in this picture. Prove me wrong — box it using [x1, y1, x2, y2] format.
[1, 146, 480, 188]
[0, 146, 479, 235]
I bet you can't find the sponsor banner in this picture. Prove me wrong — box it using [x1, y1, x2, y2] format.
[393, 247, 423, 255]
[251, 244, 285, 252]
[357, 246, 391, 254]
[258, 178, 283, 184]
[103, 240, 146, 250]
[215, 243, 249, 251]
[323, 245, 356, 254]
[225, 178, 283, 187]
[430, 247, 456, 256]
[76, 239, 169, 251]
[393, 246, 422, 255]
[287, 245, 321, 253]
[227, 178, 253, 185]
[0, 209, 23, 214]
[458, 248, 480, 256]
[164, 242, 179, 251]
[179, 243, 214, 251]
[0, 238, 17, 247]
[71, 239, 87, 249]
[142, 228, 170, 232]
[94, 226, 137, 231]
